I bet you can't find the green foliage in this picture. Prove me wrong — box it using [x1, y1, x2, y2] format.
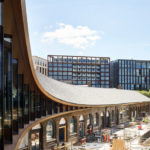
[138, 90, 150, 98]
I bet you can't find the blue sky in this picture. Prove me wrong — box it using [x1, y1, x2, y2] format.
[26, 0, 150, 60]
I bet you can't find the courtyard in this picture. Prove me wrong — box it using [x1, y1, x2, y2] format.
[68, 116, 150, 150]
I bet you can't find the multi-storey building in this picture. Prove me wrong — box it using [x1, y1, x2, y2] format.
[32, 56, 48, 76]
[47, 55, 110, 87]
[111, 59, 150, 90]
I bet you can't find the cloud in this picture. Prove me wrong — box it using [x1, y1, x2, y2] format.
[41, 23, 102, 49]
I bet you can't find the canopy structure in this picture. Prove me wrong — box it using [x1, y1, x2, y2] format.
[36, 71, 150, 106]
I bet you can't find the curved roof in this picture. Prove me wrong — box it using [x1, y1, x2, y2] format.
[36, 71, 150, 106]
[8, 0, 149, 107]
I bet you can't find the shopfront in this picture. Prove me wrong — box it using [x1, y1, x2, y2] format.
[59, 118, 66, 143]
[79, 115, 84, 138]
[30, 124, 42, 150]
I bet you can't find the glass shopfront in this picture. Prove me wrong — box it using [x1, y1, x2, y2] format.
[40, 96, 46, 116]
[79, 115, 84, 137]
[35, 95, 41, 118]
[59, 118, 66, 142]
[12, 59, 18, 134]
[24, 84, 29, 124]
[106, 111, 110, 128]
[18, 74, 24, 128]
[30, 91, 35, 121]
[31, 124, 41, 150]
[4, 36, 12, 144]
[0, 1, 4, 148]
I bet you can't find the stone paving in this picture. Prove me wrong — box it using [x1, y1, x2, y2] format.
[69, 119, 150, 150]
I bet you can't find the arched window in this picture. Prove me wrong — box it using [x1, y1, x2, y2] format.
[59, 117, 66, 126]
[106, 111, 109, 117]
[46, 120, 54, 141]
[100, 112, 103, 116]
[32, 124, 41, 130]
[87, 114, 92, 126]
[94, 113, 98, 126]
[70, 117, 76, 134]
[79, 115, 84, 121]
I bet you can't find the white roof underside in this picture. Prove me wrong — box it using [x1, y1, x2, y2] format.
[36, 71, 150, 106]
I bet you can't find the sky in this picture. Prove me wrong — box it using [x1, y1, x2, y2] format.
[26, 0, 150, 60]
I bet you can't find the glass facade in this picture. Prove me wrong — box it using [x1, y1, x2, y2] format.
[18, 74, 24, 128]
[0, 23, 69, 149]
[0, 2, 3, 148]
[35, 94, 41, 118]
[48, 55, 110, 88]
[40, 96, 46, 116]
[0, 42, 69, 149]
[4, 36, 12, 144]
[111, 59, 150, 90]
[0, 51, 3, 147]
[24, 84, 29, 124]
[30, 91, 35, 121]
[12, 59, 18, 134]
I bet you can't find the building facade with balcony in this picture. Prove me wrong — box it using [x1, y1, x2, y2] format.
[48, 55, 110, 88]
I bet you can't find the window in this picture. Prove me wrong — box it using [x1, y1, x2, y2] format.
[58, 72, 62, 75]
[46, 120, 54, 141]
[68, 76, 72, 80]
[94, 113, 98, 127]
[63, 72, 67, 75]
[49, 66, 53, 71]
[59, 118, 66, 126]
[68, 72, 72, 75]
[79, 115, 84, 137]
[87, 114, 92, 126]
[58, 76, 62, 80]
[63, 76, 67, 80]
[70, 117, 76, 135]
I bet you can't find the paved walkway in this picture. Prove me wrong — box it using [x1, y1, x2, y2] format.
[70, 142, 110, 150]
[69, 120, 150, 150]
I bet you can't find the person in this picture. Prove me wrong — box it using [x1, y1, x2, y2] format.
[107, 135, 110, 142]
[104, 134, 107, 142]
[101, 134, 104, 142]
